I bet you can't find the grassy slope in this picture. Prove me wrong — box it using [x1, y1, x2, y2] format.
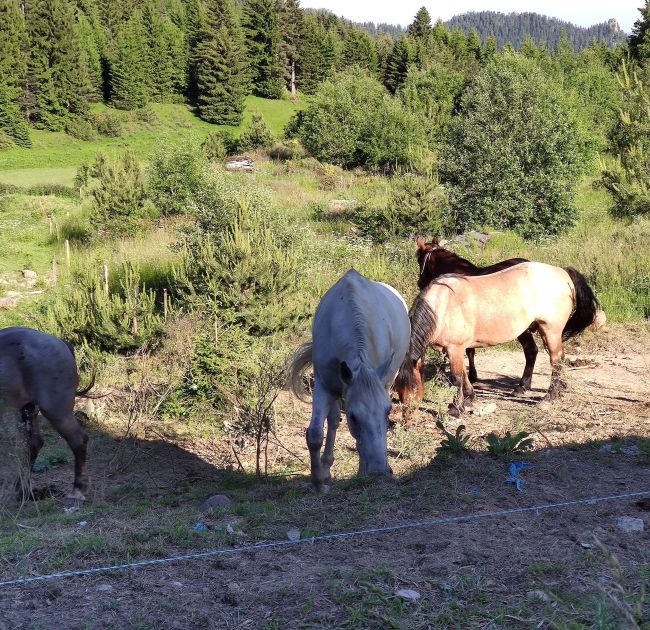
[0, 96, 302, 187]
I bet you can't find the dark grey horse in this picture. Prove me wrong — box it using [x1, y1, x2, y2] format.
[0, 327, 92, 500]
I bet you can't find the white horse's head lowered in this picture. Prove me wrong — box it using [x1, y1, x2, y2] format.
[341, 356, 394, 475]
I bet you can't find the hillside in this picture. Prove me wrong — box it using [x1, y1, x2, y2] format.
[445, 11, 626, 50]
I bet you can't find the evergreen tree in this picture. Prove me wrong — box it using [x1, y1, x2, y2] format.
[299, 15, 336, 94]
[25, 0, 93, 129]
[242, 0, 283, 98]
[467, 29, 482, 60]
[0, 0, 29, 93]
[276, 0, 304, 95]
[341, 27, 377, 74]
[482, 34, 497, 61]
[630, 3, 650, 61]
[384, 36, 413, 94]
[375, 33, 394, 78]
[408, 7, 432, 41]
[521, 35, 539, 59]
[194, 0, 248, 124]
[0, 74, 31, 146]
[110, 12, 151, 109]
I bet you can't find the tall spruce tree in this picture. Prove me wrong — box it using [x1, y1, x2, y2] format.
[384, 36, 413, 94]
[408, 7, 432, 41]
[242, 0, 283, 98]
[276, 0, 304, 95]
[298, 15, 335, 94]
[630, 1, 650, 61]
[25, 0, 93, 129]
[193, 0, 248, 124]
[0, 73, 31, 146]
[341, 27, 378, 75]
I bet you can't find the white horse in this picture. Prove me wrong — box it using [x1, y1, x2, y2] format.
[289, 269, 410, 490]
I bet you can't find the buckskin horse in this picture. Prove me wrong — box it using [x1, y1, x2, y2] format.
[395, 262, 598, 416]
[415, 237, 532, 388]
[0, 327, 94, 500]
[289, 269, 410, 491]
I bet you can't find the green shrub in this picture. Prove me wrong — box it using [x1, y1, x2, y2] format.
[436, 420, 471, 455]
[66, 116, 97, 141]
[25, 184, 78, 198]
[89, 151, 153, 237]
[240, 111, 274, 149]
[90, 109, 123, 137]
[202, 131, 232, 162]
[485, 431, 534, 456]
[292, 69, 429, 171]
[441, 53, 591, 239]
[147, 143, 209, 216]
[354, 172, 449, 242]
[268, 140, 302, 162]
[0, 131, 14, 150]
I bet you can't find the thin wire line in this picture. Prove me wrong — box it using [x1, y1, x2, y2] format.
[0, 489, 647, 589]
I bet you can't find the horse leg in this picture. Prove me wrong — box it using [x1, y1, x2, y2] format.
[306, 379, 333, 491]
[15, 404, 43, 499]
[447, 346, 470, 418]
[321, 400, 341, 484]
[538, 328, 567, 404]
[42, 409, 89, 500]
[511, 330, 538, 396]
[466, 348, 478, 383]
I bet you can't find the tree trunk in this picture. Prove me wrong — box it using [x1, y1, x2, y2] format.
[290, 60, 296, 98]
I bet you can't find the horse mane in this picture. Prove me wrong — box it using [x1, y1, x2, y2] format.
[395, 295, 437, 391]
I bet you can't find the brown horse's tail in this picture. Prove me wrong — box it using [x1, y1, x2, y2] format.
[395, 295, 437, 394]
[76, 365, 97, 398]
[288, 341, 313, 402]
[562, 267, 599, 342]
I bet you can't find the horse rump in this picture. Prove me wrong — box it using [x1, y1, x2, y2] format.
[562, 267, 599, 341]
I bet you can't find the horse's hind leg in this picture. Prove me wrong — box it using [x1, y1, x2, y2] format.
[511, 330, 538, 396]
[321, 400, 341, 484]
[15, 404, 43, 499]
[466, 348, 478, 383]
[42, 410, 89, 500]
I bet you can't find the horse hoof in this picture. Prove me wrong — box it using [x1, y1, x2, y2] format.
[468, 374, 479, 384]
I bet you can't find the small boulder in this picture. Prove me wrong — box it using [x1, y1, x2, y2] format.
[22, 269, 37, 280]
[96, 584, 113, 592]
[473, 403, 497, 417]
[329, 199, 358, 214]
[0, 294, 19, 310]
[616, 516, 644, 534]
[396, 589, 421, 602]
[198, 494, 232, 513]
[526, 590, 550, 602]
[286, 527, 301, 542]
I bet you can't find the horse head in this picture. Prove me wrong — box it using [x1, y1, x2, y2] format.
[340, 360, 393, 476]
[416, 236, 447, 289]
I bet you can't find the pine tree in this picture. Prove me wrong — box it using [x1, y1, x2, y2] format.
[629, 1, 650, 61]
[482, 35, 497, 61]
[0, 0, 29, 92]
[298, 16, 336, 94]
[276, 0, 304, 96]
[194, 0, 248, 124]
[110, 12, 150, 109]
[384, 36, 413, 94]
[341, 28, 377, 75]
[408, 7, 432, 41]
[242, 0, 283, 98]
[521, 35, 539, 59]
[25, 0, 93, 129]
[467, 29, 482, 60]
[0, 73, 31, 146]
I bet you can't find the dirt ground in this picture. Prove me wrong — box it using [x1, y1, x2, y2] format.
[0, 326, 649, 629]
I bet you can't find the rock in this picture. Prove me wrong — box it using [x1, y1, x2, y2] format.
[599, 443, 616, 454]
[96, 584, 113, 592]
[286, 528, 301, 542]
[22, 269, 37, 280]
[198, 494, 232, 513]
[617, 516, 644, 534]
[473, 403, 497, 417]
[225, 158, 254, 172]
[396, 589, 421, 602]
[0, 295, 19, 310]
[329, 199, 357, 214]
[193, 521, 208, 532]
[620, 445, 641, 456]
[171, 581, 184, 588]
[526, 590, 550, 602]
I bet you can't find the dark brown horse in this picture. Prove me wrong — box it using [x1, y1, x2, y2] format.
[0, 327, 94, 500]
[415, 237, 535, 391]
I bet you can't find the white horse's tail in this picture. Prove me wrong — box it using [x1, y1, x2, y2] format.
[288, 341, 313, 402]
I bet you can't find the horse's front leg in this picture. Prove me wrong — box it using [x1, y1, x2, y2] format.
[306, 379, 334, 491]
[511, 330, 538, 396]
[448, 346, 473, 417]
[538, 329, 567, 405]
[321, 400, 341, 485]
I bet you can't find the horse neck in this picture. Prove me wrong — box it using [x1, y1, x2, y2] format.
[427, 250, 478, 280]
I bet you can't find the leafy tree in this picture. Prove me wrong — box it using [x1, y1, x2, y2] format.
[441, 54, 589, 238]
[408, 7, 432, 41]
[242, 0, 283, 98]
[193, 0, 248, 124]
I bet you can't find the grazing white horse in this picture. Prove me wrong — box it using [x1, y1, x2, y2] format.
[289, 269, 410, 491]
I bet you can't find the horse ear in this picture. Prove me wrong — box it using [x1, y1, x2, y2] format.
[340, 361, 353, 384]
[431, 236, 440, 246]
[375, 353, 394, 382]
[416, 237, 426, 251]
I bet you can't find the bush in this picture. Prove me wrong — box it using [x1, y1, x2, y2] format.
[148, 143, 209, 217]
[90, 109, 123, 137]
[66, 116, 97, 141]
[240, 111, 274, 149]
[89, 151, 154, 238]
[202, 131, 233, 162]
[0, 131, 14, 150]
[25, 184, 78, 198]
[292, 69, 429, 171]
[441, 53, 590, 239]
[353, 172, 449, 242]
[268, 140, 302, 162]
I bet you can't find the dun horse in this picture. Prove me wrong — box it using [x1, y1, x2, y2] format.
[415, 237, 532, 388]
[289, 270, 410, 490]
[395, 262, 598, 416]
[0, 327, 93, 500]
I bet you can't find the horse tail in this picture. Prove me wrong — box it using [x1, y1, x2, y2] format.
[395, 295, 437, 392]
[562, 267, 599, 341]
[76, 364, 97, 398]
[288, 341, 313, 402]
